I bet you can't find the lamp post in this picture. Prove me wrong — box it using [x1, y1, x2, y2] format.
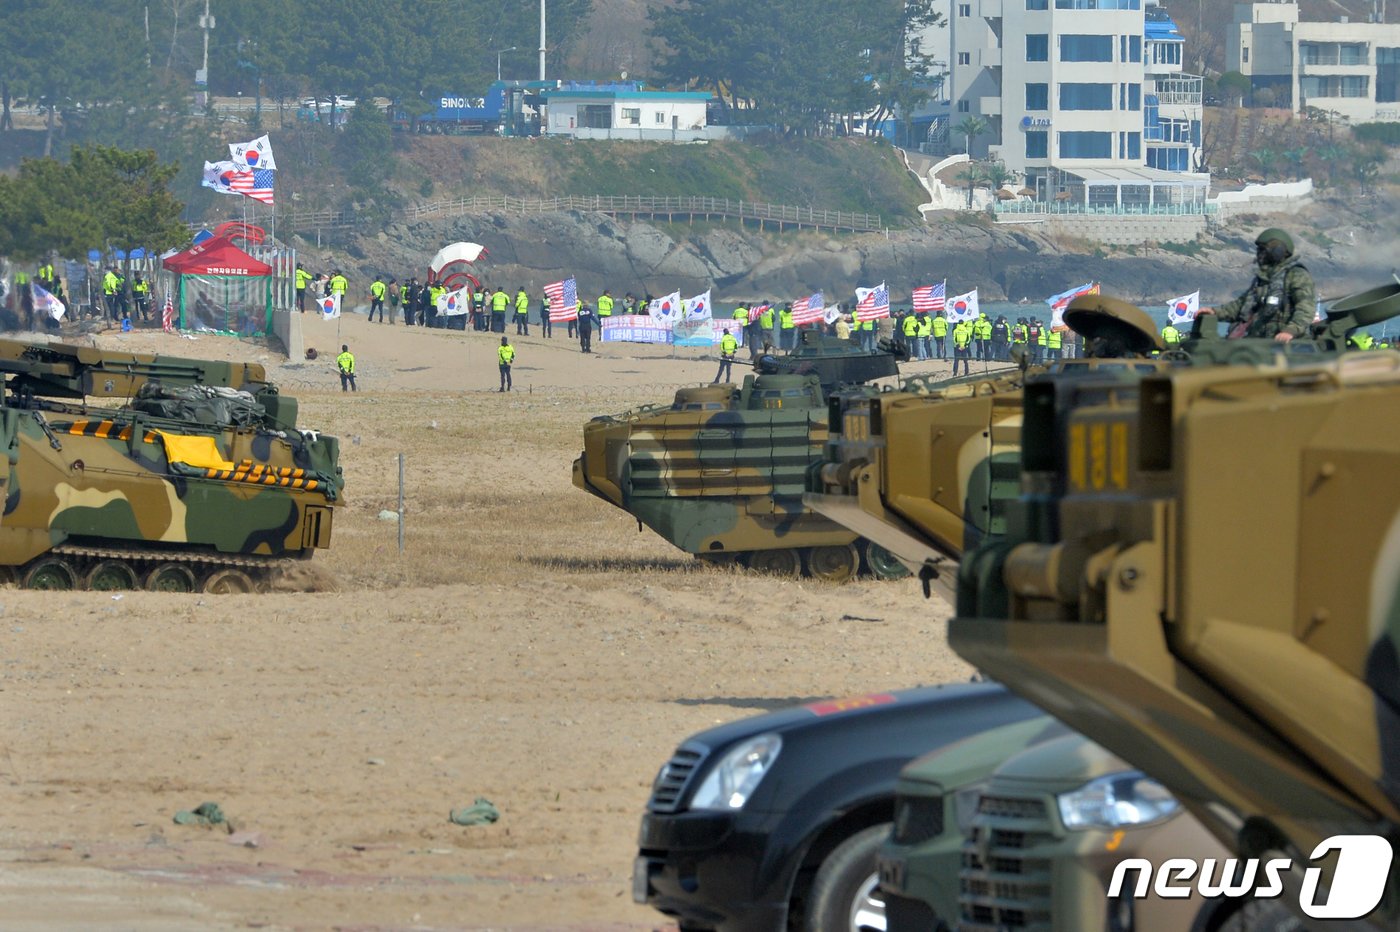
[495, 46, 517, 82]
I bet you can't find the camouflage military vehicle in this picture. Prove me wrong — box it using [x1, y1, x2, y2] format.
[950, 283, 1400, 927]
[806, 298, 1164, 597]
[572, 332, 910, 580]
[0, 339, 342, 592]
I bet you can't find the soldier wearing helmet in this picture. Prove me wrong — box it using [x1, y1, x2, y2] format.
[1197, 228, 1316, 342]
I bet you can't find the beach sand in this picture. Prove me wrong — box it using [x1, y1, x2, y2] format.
[0, 313, 975, 930]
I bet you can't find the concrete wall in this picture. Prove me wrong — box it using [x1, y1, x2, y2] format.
[270, 308, 302, 360]
[1213, 178, 1313, 218]
[1016, 213, 1208, 243]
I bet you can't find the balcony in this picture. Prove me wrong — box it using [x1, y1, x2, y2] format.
[1150, 74, 1203, 107]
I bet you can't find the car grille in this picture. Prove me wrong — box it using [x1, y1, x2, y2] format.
[958, 793, 1056, 931]
[892, 793, 945, 845]
[647, 746, 705, 813]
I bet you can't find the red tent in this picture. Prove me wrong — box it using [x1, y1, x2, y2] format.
[163, 235, 271, 276]
[162, 235, 273, 334]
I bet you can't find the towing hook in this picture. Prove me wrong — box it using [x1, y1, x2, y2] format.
[919, 563, 939, 599]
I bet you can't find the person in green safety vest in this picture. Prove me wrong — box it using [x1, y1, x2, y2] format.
[1349, 331, 1375, 350]
[901, 310, 919, 358]
[336, 343, 357, 392]
[294, 263, 313, 313]
[491, 286, 510, 333]
[132, 275, 151, 323]
[932, 310, 949, 358]
[952, 319, 973, 376]
[369, 276, 387, 323]
[597, 290, 615, 318]
[973, 313, 992, 360]
[1161, 323, 1182, 346]
[713, 328, 738, 383]
[1032, 321, 1047, 364]
[916, 312, 933, 360]
[778, 304, 796, 350]
[498, 337, 516, 391]
[1046, 327, 1063, 361]
[539, 288, 553, 339]
[515, 287, 530, 336]
[101, 268, 119, 322]
[759, 303, 776, 346]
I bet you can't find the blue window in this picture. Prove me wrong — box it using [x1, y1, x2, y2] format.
[1118, 132, 1141, 159]
[1060, 35, 1113, 61]
[1026, 83, 1049, 110]
[1027, 0, 1048, 8]
[1118, 83, 1141, 110]
[1060, 83, 1113, 110]
[1148, 147, 1189, 171]
[1130, 36, 1142, 61]
[1056, 0, 1139, 8]
[1027, 35, 1049, 61]
[1026, 131, 1048, 158]
[1060, 131, 1112, 158]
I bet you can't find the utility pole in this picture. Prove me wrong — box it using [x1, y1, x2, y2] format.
[197, 0, 215, 108]
[539, 0, 547, 80]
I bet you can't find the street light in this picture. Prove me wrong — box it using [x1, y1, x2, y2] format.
[495, 46, 518, 82]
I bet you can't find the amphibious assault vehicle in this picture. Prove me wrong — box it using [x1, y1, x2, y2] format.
[949, 283, 1400, 928]
[806, 297, 1165, 598]
[0, 339, 342, 592]
[572, 333, 910, 581]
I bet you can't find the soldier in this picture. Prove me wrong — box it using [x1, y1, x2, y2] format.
[336, 343, 357, 392]
[1197, 228, 1315, 342]
[713, 328, 738, 383]
[497, 336, 515, 392]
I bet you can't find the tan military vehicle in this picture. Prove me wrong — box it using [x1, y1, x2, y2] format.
[950, 283, 1400, 927]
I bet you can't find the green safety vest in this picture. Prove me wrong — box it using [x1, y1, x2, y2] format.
[598, 295, 614, 316]
[1047, 330, 1063, 349]
[1162, 325, 1182, 345]
[953, 324, 972, 348]
[336, 351, 355, 373]
[733, 306, 749, 322]
[902, 315, 918, 336]
[498, 345, 516, 364]
[760, 307, 775, 329]
[371, 281, 386, 299]
[779, 309, 794, 329]
[516, 291, 529, 314]
[917, 317, 932, 337]
[330, 275, 347, 294]
[492, 291, 509, 311]
[932, 316, 948, 337]
[720, 333, 738, 356]
[296, 268, 313, 290]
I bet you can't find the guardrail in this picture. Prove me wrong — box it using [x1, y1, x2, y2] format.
[271, 194, 883, 235]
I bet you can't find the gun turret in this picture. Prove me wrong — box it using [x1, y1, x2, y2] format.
[754, 331, 903, 391]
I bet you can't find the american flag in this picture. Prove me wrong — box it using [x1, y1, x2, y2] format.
[790, 291, 825, 326]
[161, 290, 175, 332]
[747, 303, 770, 323]
[912, 281, 946, 313]
[854, 282, 890, 322]
[228, 169, 275, 204]
[545, 277, 578, 322]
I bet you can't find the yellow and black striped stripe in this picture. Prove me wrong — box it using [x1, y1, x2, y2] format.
[204, 460, 319, 491]
[62, 419, 156, 443]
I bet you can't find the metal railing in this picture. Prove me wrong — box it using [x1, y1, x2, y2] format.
[273, 194, 883, 235]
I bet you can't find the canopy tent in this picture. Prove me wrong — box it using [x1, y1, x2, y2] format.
[162, 235, 273, 335]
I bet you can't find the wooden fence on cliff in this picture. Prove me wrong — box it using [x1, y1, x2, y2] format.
[276, 195, 884, 236]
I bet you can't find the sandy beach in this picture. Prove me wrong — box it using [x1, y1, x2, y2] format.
[0, 312, 976, 930]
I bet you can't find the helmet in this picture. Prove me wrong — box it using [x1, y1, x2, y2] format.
[1254, 228, 1294, 255]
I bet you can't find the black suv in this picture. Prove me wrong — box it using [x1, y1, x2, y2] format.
[633, 681, 1039, 931]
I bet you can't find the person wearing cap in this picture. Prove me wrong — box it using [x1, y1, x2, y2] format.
[1198, 228, 1315, 342]
[497, 336, 515, 391]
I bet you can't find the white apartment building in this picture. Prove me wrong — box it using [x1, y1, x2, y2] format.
[1231, 1, 1400, 121]
[948, 0, 1209, 209]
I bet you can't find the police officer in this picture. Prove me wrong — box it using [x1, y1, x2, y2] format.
[328, 269, 348, 307]
[1161, 322, 1182, 346]
[577, 302, 596, 353]
[992, 315, 1010, 360]
[132, 275, 151, 322]
[515, 286, 530, 336]
[368, 275, 387, 322]
[901, 310, 919, 358]
[932, 310, 948, 358]
[951, 318, 973, 376]
[102, 267, 120, 322]
[713, 328, 738, 383]
[490, 286, 510, 333]
[497, 336, 515, 392]
[916, 311, 933, 361]
[778, 303, 796, 350]
[295, 262, 313, 313]
[1198, 228, 1315, 342]
[472, 285, 488, 331]
[597, 289, 614, 320]
[402, 278, 419, 326]
[336, 343, 357, 392]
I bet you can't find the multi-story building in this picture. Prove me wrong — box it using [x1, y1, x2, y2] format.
[1231, 1, 1400, 121]
[946, 0, 1208, 210]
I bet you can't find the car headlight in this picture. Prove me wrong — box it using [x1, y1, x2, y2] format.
[953, 782, 987, 834]
[1056, 771, 1180, 830]
[689, 734, 783, 810]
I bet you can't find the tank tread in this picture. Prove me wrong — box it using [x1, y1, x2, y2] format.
[52, 544, 280, 569]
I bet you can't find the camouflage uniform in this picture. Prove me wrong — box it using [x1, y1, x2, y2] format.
[1211, 255, 1316, 339]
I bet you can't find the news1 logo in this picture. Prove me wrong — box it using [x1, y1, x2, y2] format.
[1108, 835, 1394, 920]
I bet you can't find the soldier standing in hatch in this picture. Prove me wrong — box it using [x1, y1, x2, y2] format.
[1197, 228, 1316, 342]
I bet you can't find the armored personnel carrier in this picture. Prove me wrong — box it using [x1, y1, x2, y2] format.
[806, 297, 1164, 597]
[572, 332, 909, 580]
[949, 283, 1400, 927]
[0, 339, 343, 592]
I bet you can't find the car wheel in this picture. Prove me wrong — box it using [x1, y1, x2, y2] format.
[804, 822, 891, 932]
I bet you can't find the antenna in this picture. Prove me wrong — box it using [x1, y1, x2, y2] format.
[539, 0, 547, 81]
